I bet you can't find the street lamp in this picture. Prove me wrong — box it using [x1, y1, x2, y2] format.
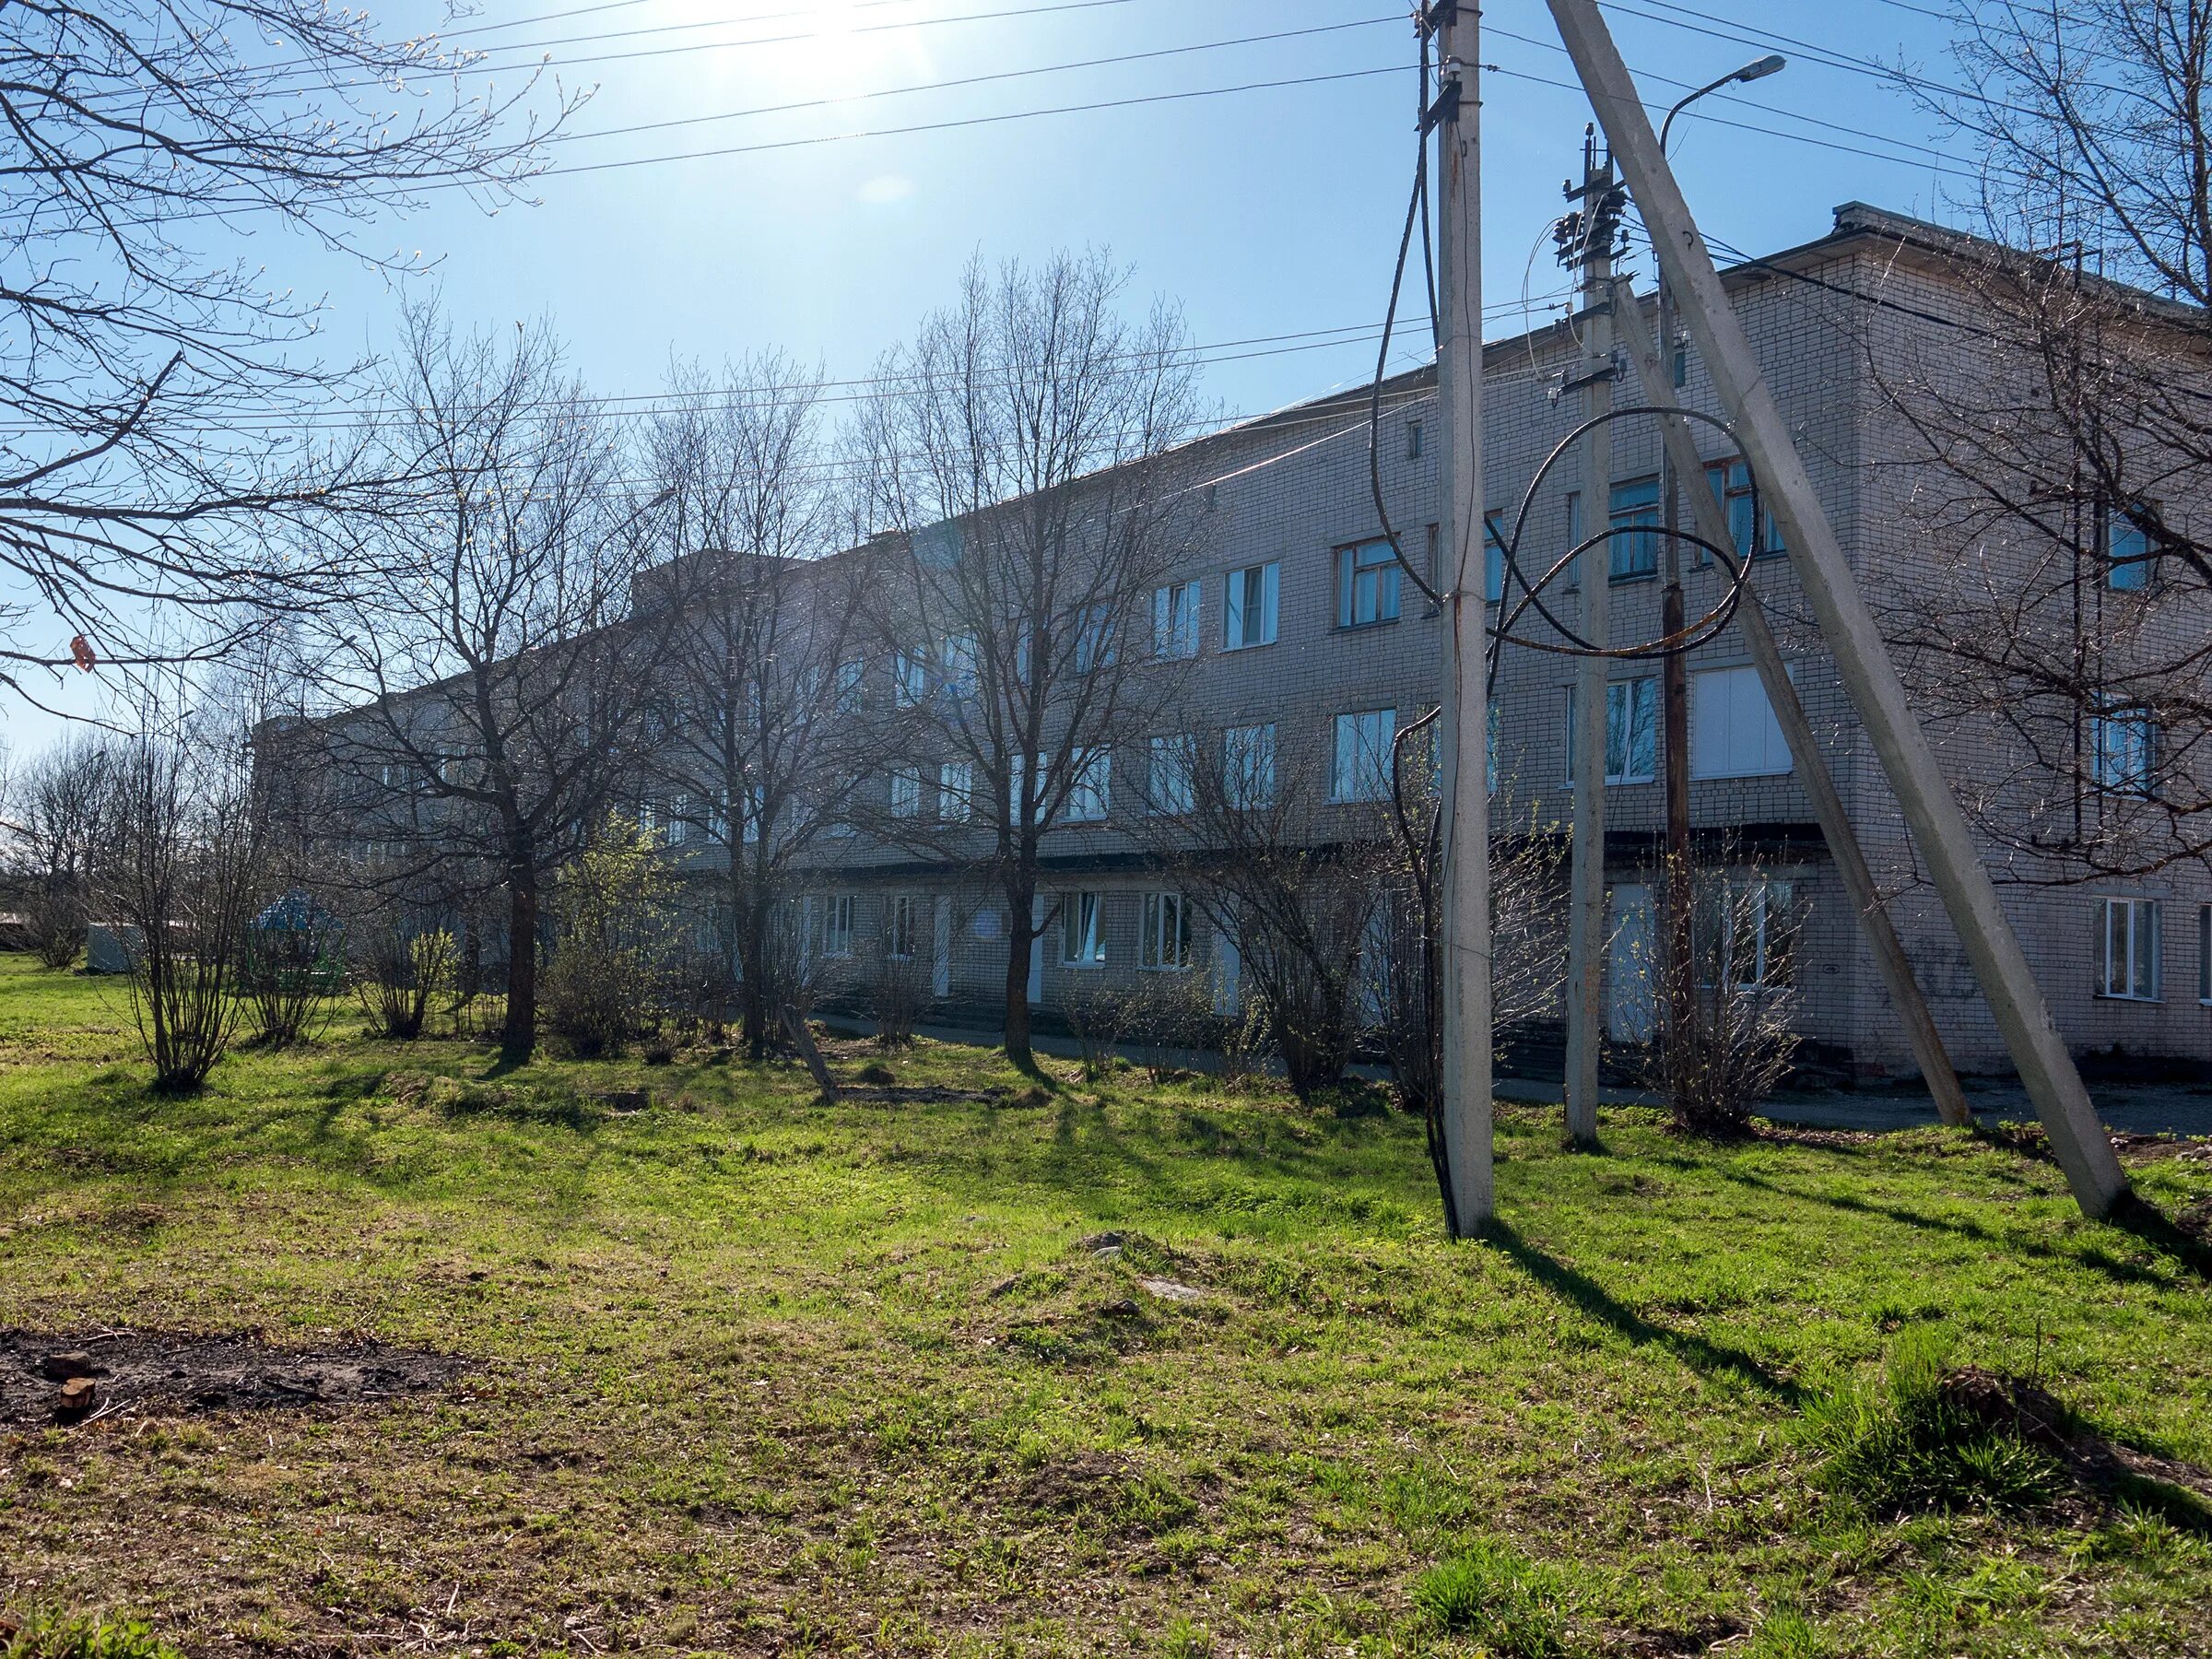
[1653, 52, 1784, 1104]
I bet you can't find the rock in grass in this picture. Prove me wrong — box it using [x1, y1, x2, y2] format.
[1137, 1277, 1206, 1304]
[54, 1377, 97, 1418]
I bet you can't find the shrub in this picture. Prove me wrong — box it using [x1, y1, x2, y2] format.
[541, 815, 677, 1057]
[1410, 1540, 1569, 1657]
[356, 926, 457, 1041]
[1800, 1330, 2063, 1513]
[866, 948, 929, 1053]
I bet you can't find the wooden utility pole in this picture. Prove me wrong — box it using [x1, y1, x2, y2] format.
[1547, 0, 2126, 1216]
[1562, 135, 1621, 1149]
[1433, 0, 1493, 1233]
[1611, 278, 1972, 1127]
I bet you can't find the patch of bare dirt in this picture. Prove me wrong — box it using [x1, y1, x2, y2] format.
[0, 1328, 466, 1425]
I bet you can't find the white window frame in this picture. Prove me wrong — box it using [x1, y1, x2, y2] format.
[1153, 579, 1202, 660]
[1075, 603, 1118, 675]
[1140, 891, 1193, 971]
[938, 760, 973, 822]
[886, 894, 919, 961]
[1563, 679, 1658, 785]
[1060, 891, 1105, 968]
[1223, 561, 1280, 651]
[1609, 476, 1660, 581]
[1147, 733, 1196, 817]
[888, 766, 924, 819]
[941, 632, 979, 701]
[1697, 876, 1798, 993]
[1332, 708, 1396, 804]
[835, 659, 865, 715]
[1223, 722, 1276, 809]
[823, 895, 855, 959]
[2099, 897, 2160, 1002]
[1062, 747, 1111, 824]
[893, 650, 928, 709]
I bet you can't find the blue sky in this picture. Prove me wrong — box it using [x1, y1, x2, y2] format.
[10, 0, 1965, 747]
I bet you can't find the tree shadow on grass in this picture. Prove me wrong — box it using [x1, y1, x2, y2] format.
[1481, 1219, 1806, 1406]
[1717, 1167, 2198, 1291]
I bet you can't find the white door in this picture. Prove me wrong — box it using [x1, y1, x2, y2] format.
[1607, 884, 1657, 1043]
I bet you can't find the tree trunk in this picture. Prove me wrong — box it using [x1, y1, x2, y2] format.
[738, 888, 771, 1061]
[1003, 875, 1035, 1071]
[503, 871, 538, 1062]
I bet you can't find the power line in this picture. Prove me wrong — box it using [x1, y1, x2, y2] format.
[543, 16, 1399, 149]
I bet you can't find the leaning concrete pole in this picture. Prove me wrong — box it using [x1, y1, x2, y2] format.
[1609, 278, 1974, 1129]
[1434, 2, 1494, 1233]
[1548, 0, 2127, 1216]
[1562, 142, 1617, 1149]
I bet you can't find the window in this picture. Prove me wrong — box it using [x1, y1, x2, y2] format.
[2199, 905, 2211, 1005]
[1141, 892, 1192, 970]
[823, 895, 855, 958]
[888, 767, 924, 819]
[938, 760, 973, 822]
[735, 784, 764, 844]
[941, 632, 979, 700]
[1696, 876, 1799, 991]
[638, 799, 663, 842]
[1224, 561, 1279, 650]
[1565, 679, 1658, 784]
[1153, 580, 1201, 660]
[1223, 722, 1276, 808]
[1063, 747, 1110, 823]
[1702, 458, 1784, 561]
[1061, 891, 1105, 967]
[835, 659, 865, 715]
[2107, 503, 2158, 591]
[1406, 418, 1424, 460]
[2100, 897, 2159, 1001]
[1076, 604, 1117, 674]
[1337, 538, 1401, 628]
[886, 895, 918, 961]
[1691, 665, 1791, 780]
[1333, 708, 1396, 803]
[1609, 477, 1661, 579]
[1147, 734, 1195, 816]
[2091, 704, 2158, 795]
[1484, 509, 1508, 603]
[893, 650, 927, 708]
[665, 795, 689, 846]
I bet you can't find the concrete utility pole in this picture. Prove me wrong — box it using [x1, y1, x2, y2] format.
[1653, 60, 1780, 1115]
[1610, 278, 1972, 1127]
[1561, 135, 1622, 1149]
[1547, 0, 2127, 1216]
[1433, 0, 1494, 1234]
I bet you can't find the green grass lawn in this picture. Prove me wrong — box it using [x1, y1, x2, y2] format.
[0, 952, 2208, 1658]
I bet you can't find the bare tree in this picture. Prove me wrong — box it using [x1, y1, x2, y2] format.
[1149, 722, 1383, 1100]
[312, 305, 651, 1061]
[0, 0, 576, 709]
[99, 712, 266, 1091]
[6, 736, 117, 968]
[854, 251, 1206, 1068]
[1865, 4, 2212, 878]
[640, 355, 877, 1058]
